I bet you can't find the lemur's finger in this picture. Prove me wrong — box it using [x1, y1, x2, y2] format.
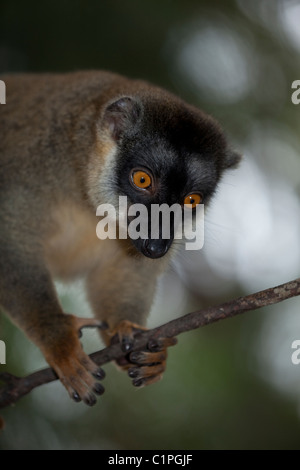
[122, 336, 134, 353]
[128, 363, 165, 380]
[132, 373, 163, 388]
[92, 368, 106, 380]
[129, 350, 167, 365]
[147, 337, 178, 352]
[110, 320, 147, 353]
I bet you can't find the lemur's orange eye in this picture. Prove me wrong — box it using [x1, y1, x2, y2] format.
[132, 170, 152, 189]
[184, 193, 202, 208]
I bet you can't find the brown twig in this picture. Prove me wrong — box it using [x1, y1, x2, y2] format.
[0, 277, 300, 410]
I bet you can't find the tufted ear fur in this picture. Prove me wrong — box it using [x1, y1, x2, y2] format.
[103, 96, 142, 142]
[223, 149, 242, 169]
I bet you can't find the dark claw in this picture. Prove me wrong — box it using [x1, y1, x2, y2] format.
[72, 392, 81, 402]
[129, 352, 142, 363]
[128, 368, 139, 379]
[83, 393, 97, 407]
[122, 337, 134, 353]
[133, 378, 144, 387]
[148, 339, 161, 352]
[93, 368, 106, 380]
[93, 383, 105, 396]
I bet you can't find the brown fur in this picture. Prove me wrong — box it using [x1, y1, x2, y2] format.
[0, 70, 239, 403]
[0, 71, 178, 403]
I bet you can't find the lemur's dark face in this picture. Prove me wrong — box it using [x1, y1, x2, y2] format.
[102, 94, 240, 259]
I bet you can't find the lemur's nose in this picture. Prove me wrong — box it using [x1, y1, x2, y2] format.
[142, 239, 170, 259]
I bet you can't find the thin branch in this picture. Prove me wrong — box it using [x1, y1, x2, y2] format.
[1, 277, 300, 410]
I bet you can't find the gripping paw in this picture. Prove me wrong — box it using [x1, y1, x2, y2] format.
[128, 337, 177, 387]
[107, 320, 177, 387]
[41, 315, 105, 406]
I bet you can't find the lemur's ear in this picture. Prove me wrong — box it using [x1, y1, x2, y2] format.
[103, 96, 142, 141]
[223, 150, 242, 169]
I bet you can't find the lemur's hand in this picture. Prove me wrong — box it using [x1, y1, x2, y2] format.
[107, 320, 177, 387]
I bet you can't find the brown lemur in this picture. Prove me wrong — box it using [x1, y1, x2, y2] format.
[0, 71, 240, 405]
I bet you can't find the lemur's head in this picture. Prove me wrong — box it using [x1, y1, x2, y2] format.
[93, 86, 240, 259]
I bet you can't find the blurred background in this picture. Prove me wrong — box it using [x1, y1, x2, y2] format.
[1, 0, 300, 450]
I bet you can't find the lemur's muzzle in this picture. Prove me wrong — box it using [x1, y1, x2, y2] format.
[141, 237, 173, 259]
